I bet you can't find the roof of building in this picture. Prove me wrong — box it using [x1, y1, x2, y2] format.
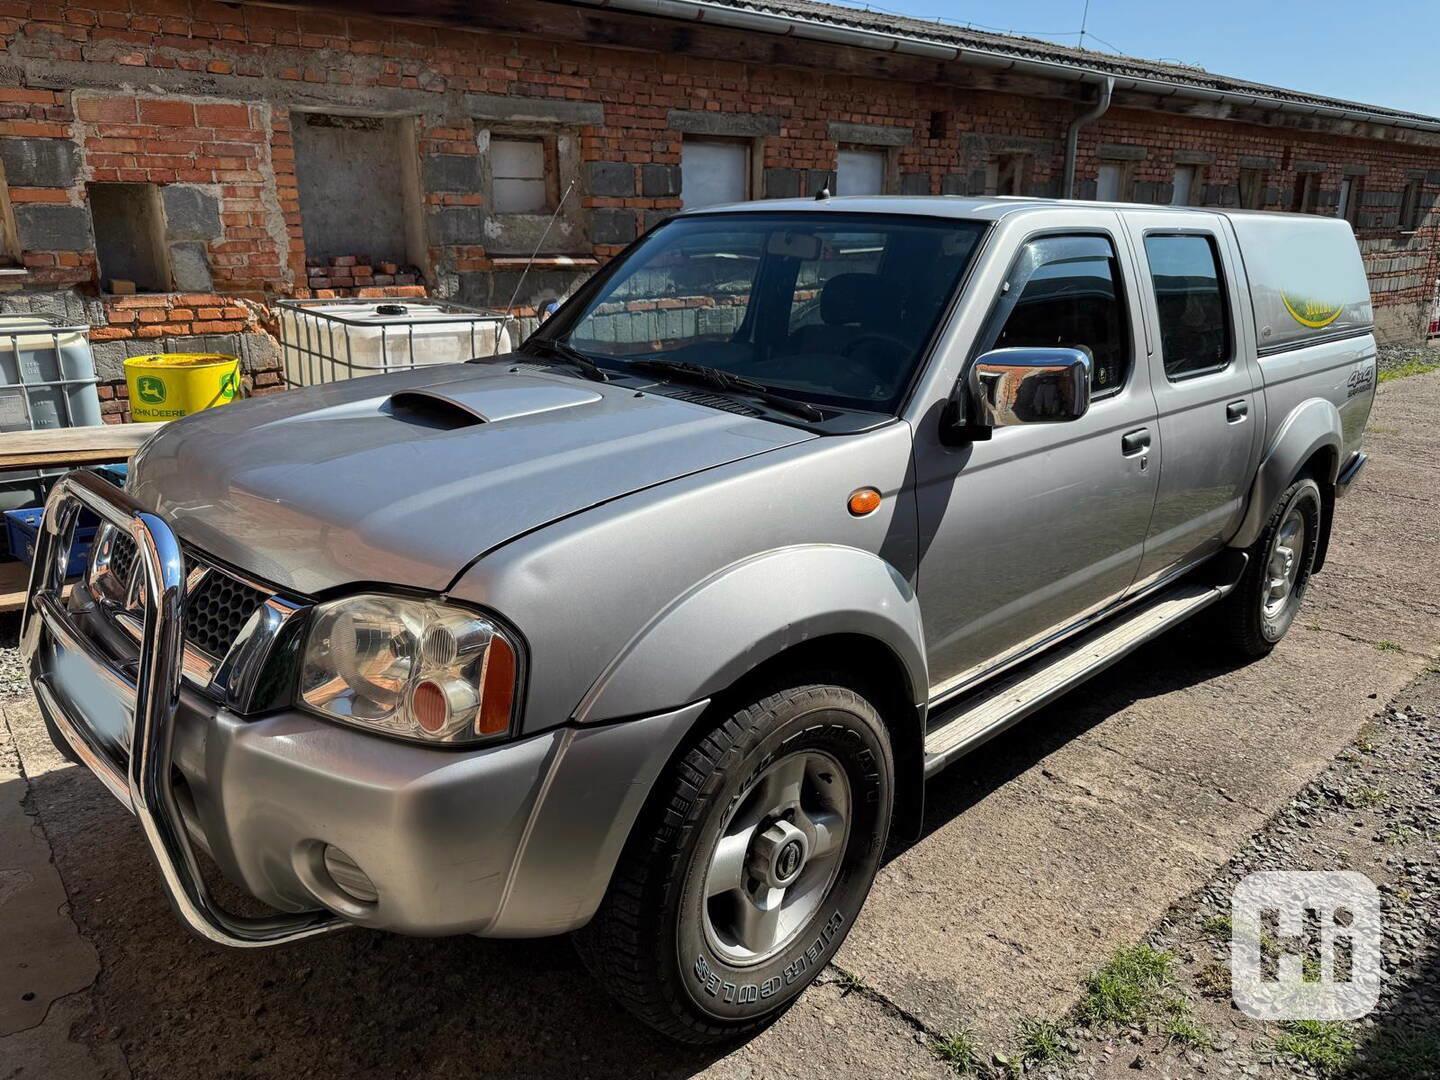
[644, 0, 1440, 129]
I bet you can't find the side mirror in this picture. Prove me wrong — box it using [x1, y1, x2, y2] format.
[947, 348, 1091, 441]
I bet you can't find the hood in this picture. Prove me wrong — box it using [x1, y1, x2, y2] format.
[129, 363, 814, 595]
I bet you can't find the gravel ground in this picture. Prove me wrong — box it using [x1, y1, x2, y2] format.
[1002, 669, 1440, 1080]
[1376, 343, 1440, 377]
[0, 616, 25, 699]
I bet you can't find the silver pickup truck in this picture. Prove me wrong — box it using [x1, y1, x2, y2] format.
[23, 196, 1373, 1043]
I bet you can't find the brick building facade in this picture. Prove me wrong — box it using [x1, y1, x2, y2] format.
[0, 0, 1436, 421]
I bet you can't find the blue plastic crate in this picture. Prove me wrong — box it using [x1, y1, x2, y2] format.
[4, 507, 96, 577]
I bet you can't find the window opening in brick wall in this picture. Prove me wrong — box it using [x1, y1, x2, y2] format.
[291, 112, 423, 268]
[1238, 168, 1266, 210]
[681, 138, 751, 209]
[1170, 164, 1199, 206]
[88, 182, 170, 293]
[1339, 176, 1364, 225]
[490, 136, 554, 214]
[0, 163, 19, 268]
[987, 153, 1027, 196]
[1401, 179, 1424, 231]
[837, 146, 887, 195]
[1291, 172, 1319, 214]
[1096, 162, 1132, 202]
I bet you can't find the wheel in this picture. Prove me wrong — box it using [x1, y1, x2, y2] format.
[1215, 476, 1323, 658]
[575, 683, 894, 1044]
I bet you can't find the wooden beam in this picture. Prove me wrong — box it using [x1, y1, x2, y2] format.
[0, 425, 163, 472]
[0, 560, 29, 614]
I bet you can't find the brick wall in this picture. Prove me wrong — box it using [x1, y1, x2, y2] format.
[0, 1, 1436, 424]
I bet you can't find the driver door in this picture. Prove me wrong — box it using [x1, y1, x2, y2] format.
[913, 220, 1161, 699]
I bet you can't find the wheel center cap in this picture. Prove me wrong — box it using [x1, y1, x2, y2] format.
[750, 819, 810, 889]
[776, 839, 803, 882]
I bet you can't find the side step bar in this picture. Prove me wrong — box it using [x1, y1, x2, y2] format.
[923, 568, 1242, 777]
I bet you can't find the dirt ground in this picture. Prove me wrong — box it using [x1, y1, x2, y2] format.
[2, 370, 1438, 1080]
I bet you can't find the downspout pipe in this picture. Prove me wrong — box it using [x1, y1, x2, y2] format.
[1063, 76, 1114, 199]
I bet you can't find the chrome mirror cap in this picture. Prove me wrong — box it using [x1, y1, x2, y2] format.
[968, 347, 1092, 427]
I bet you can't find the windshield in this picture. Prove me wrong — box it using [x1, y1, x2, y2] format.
[540, 212, 987, 413]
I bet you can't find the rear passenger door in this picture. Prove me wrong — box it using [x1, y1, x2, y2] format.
[1123, 213, 1259, 587]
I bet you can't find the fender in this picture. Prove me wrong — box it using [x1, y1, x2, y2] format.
[572, 544, 927, 724]
[1229, 397, 1343, 550]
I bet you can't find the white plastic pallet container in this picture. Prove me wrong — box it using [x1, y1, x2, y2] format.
[0, 315, 102, 512]
[276, 299, 511, 389]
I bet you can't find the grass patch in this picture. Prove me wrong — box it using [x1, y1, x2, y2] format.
[931, 1027, 986, 1076]
[1343, 782, 1387, 809]
[1194, 960, 1230, 999]
[1201, 913, 1231, 939]
[1274, 1019, 1357, 1077]
[1078, 945, 1175, 1025]
[1378, 358, 1440, 383]
[1374, 640, 1403, 653]
[1161, 1007, 1213, 1050]
[833, 968, 865, 997]
[1016, 1017, 1070, 1068]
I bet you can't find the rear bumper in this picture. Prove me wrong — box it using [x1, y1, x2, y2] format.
[1335, 451, 1367, 496]
[26, 470, 701, 945]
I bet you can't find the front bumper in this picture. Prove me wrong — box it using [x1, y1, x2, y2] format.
[25, 471, 702, 945]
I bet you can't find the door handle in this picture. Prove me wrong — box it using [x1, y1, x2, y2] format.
[1121, 428, 1151, 456]
[1226, 400, 1249, 423]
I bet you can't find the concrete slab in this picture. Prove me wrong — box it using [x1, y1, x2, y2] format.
[0, 704, 100, 1038]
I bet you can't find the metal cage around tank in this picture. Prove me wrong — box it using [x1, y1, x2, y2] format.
[274, 297, 514, 389]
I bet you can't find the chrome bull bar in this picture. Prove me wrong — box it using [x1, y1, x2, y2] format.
[21, 470, 344, 948]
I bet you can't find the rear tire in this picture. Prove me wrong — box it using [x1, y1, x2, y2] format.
[575, 683, 893, 1044]
[1215, 476, 1323, 659]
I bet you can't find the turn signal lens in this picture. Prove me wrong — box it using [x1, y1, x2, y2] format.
[848, 487, 882, 516]
[478, 634, 517, 736]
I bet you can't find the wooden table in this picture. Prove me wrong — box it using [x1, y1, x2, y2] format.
[0, 423, 163, 471]
[0, 424, 162, 612]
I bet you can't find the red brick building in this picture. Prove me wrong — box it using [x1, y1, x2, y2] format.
[1, 0, 1436, 420]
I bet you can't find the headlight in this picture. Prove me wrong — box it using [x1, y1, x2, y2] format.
[299, 594, 521, 745]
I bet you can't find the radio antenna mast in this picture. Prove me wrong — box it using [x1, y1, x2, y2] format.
[502, 179, 577, 335]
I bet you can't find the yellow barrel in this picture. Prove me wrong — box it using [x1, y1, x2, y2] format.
[124, 353, 240, 422]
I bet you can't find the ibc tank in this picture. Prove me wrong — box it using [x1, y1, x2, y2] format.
[0, 315, 102, 512]
[277, 299, 512, 389]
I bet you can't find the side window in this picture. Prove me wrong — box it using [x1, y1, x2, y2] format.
[982, 234, 1130, 395]
[1143, 234, 1232, 380]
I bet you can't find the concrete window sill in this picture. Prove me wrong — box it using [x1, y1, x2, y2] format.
[489, 256, 600, 270]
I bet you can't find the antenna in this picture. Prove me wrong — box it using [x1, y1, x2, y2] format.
[1078, 0, 1091, 50]
[502, 178, 577, 338]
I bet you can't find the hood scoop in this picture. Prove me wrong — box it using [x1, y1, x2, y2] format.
[387, 380, 604, 427]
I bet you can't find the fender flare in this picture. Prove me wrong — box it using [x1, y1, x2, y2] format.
[1229, 397, 1343, 550]
[572, 544, 927, 724]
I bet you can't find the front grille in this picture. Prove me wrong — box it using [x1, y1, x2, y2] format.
[109, 532, 137, 586]
[184, 571, 268, 658]
[104, 533, 270, 660]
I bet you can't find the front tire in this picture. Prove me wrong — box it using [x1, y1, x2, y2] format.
[576, 683, 893, 1044]
[1215, 476, 1323, 658]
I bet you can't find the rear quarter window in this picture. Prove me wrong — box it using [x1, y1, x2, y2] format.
[1144, 233, 1232, 379]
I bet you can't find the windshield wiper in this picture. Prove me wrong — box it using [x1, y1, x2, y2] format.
[624, 359, 824, 422]
[521, 338, 611, 382]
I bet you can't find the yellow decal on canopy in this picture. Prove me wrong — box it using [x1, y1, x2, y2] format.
[1281, 293, 1344, 329]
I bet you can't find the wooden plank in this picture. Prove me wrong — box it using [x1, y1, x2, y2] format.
[0, 424, 164, 471]
[0, 559, 29, 613]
